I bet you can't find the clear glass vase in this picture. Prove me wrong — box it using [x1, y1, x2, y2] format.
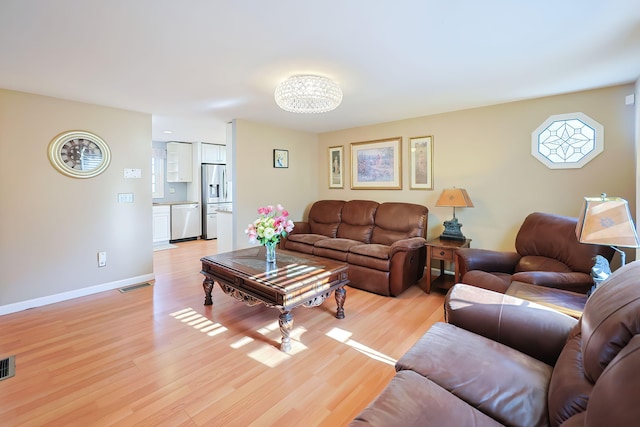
[265, 241, 277, 263]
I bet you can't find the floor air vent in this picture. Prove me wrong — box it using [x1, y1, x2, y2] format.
[0, 355, 16, 381]
[119, 282, 152, 293]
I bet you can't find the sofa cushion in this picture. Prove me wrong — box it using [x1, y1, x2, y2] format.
[349, 243, 390, 260]
[308, 200, 345, 237]
[350, 370, 503, 427]
[371, 202, 427, 245]
[516, 255, 572, 273]
[286, 233, 329, 246]
[284, 234, 328, 255]
[315, 237, 362, 252]
[314, 238, 363, 262]
[397, 322, 552, 427]
[336, 200, 378, 243]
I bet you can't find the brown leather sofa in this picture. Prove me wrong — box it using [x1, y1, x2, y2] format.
[281, 200, 427, 296]
[351, 261, 640, 426]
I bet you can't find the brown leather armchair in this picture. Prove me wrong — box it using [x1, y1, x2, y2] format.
[352, 261, 640, 427]
[456, 212, 614, 295]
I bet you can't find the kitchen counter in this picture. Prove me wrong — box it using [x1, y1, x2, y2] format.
[153, 201, 199, 206]
[215, 206, 233, 213]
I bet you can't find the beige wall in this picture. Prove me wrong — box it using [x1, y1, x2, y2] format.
[0, 89, 153, 313]
[232, 119, 319, 250]
[318, 84, 637, 264]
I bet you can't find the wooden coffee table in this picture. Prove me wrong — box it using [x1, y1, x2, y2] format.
[200, 246, 349, 352]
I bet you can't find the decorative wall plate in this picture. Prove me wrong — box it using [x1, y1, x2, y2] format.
[48, 130, 111, 178]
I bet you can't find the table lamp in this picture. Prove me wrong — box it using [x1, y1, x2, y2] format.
[575, 193, 640, 266]
[436, 188, 474, 240]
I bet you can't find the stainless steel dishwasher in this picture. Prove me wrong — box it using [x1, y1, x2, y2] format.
[170, 203, 201, 242]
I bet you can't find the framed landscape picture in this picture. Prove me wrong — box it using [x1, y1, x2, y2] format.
[328, 146, 344, 188]
[350, 137, 402, 190]
[273, 149, 289, 168]
[409, 135, 433, 190]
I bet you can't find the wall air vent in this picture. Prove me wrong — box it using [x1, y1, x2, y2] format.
[0, 355, 16, 381]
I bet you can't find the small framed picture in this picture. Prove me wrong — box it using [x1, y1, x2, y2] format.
[273, 149, 289, 168]
[328, 146, 344, 188]
[350, 137, 402, 190]
[409, 136, 433, 190]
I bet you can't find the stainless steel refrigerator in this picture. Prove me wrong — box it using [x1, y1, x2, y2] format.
[201, 163, 231, 239]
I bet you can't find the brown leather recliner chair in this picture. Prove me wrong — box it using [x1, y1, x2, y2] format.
[456, 212, 614, 295]
[351, 261, 640, 427]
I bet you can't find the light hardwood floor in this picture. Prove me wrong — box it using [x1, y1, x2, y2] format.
[0, 239, 445, 426]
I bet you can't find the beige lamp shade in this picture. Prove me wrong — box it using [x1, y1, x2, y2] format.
[436, 188, 473, 240]
[576, 196, 640, 248]
[436, 188, 474, 208]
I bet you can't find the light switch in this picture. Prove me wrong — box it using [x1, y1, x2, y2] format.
[118, 193, 134, 203]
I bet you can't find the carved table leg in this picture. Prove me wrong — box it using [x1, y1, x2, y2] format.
[279, 310, 293, 352]
[203, 277, 214, 306]
[335, 286, 346, 319]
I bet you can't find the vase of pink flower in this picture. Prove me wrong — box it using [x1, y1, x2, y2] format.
[245, 204, 295, 263]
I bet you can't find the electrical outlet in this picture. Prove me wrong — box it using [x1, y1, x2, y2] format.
[98, 251, 107, 267]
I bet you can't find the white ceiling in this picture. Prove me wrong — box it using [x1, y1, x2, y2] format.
[1, 1, 639, 143]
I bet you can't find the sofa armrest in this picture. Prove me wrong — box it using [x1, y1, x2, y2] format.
[512, 271, 593, 294]
[445, 283, 577, 366]
[389, 237, 426, 257]
[288, 221, 310, 235]
[456, 248, 521, 277]
[279, 221, 309, 248]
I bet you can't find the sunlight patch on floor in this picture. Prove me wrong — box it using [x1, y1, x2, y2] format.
[169, 308, 308, 365]
[327, 327, 397, 366]
[169, 308, 228, 336]
[256, 320, 280, 335]
[230, 336, 254, 349]
[248, 334, 308, 367]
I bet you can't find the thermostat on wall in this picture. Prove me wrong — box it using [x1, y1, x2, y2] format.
[124, 168, 142, 179]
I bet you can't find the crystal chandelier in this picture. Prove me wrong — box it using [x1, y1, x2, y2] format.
[274, 75, 343, 113]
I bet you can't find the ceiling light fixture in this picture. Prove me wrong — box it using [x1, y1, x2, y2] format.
[274, 74, 343, 114]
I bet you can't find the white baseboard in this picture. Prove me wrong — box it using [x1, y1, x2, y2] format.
[0, 273, 156, 316]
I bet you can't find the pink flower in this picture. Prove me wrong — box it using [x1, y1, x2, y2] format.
[245, 204, 295, 245]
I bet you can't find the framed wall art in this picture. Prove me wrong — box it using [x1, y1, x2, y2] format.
[350, 137, 402, 190]
[328, 145, 344, 188]
[273, 149, 289, 168]
[409, 135, 433, 190]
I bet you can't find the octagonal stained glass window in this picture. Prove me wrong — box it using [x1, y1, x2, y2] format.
[531, 112, 604, 169]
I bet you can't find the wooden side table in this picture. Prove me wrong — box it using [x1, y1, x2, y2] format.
[425, 237, 471, 293]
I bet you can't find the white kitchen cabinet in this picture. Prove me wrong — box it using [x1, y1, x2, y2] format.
[202, 143, 226, 164]
[166, 142, 193, 182]
[152, 205, 171, 244]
